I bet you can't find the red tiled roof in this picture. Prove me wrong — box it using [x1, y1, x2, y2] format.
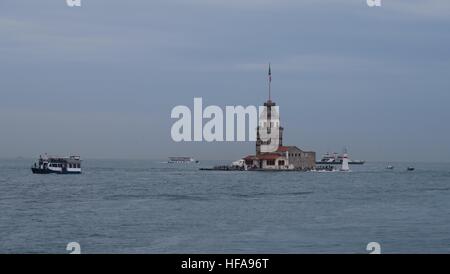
[244, 153, 284, 161]
[257, 153, 283, 160]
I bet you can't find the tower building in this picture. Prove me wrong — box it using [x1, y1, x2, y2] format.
[243, 65, 316, 170]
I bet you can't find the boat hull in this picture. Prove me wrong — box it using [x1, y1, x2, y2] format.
[31, 168, 81, 174]
[316, 161, 365, 165]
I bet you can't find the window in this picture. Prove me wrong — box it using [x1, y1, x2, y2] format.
[266, 160, 275, 166]
[278, 160, 285, 166]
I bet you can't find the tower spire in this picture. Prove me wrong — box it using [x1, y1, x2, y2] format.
[268, 63, 272, 101]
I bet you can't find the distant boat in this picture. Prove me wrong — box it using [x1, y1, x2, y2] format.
[316, 151, 365, 165]
[232, 159, 247, 170]
[407, 167, 415, 171]
[168, 157, 199, 164]
[386, 165, 394, 170]
[31, 155, 81, 174]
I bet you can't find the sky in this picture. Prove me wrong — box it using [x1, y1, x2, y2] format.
[1, 0, 450, 162]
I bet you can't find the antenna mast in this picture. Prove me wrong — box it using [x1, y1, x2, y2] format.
[268, 63, 272, 101]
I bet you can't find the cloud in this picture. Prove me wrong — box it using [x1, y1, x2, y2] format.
[169, 0, 362, 10]
[387, 0, 450, 18]
[234, 54, 384, 74]
[182, 0, 450, 18]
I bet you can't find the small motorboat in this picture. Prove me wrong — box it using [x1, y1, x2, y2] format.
[407, 167, 415, 171]
[386, 165, 394, 170]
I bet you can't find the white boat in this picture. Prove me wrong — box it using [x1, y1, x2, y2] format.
[168, 157, 198, 164]
[316, 151, 365, 165]
[31, 154, 81, 174]
[231, 159, 248, 170]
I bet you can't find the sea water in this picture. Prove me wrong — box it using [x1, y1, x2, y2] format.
[1, 159, 449, 253]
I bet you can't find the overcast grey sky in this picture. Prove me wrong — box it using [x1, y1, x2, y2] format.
[1, 0, 450, 161]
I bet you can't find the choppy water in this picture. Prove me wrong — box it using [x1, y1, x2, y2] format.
[1, 159, 449, 253]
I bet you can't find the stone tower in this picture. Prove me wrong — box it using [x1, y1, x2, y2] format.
[256, 64, 283, 154]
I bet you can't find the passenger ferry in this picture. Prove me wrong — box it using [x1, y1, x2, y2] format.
[316, 151, 365, 165]
[31, 155, 82, 174]
[168, 157, 199, 164]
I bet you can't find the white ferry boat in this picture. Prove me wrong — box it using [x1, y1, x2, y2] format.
[31, 155, 81, 174]
[168, 157, 199, 164]
[316, 151, 365, 165]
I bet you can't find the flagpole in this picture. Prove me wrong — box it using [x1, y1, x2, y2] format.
[268, 63, 271, 101]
